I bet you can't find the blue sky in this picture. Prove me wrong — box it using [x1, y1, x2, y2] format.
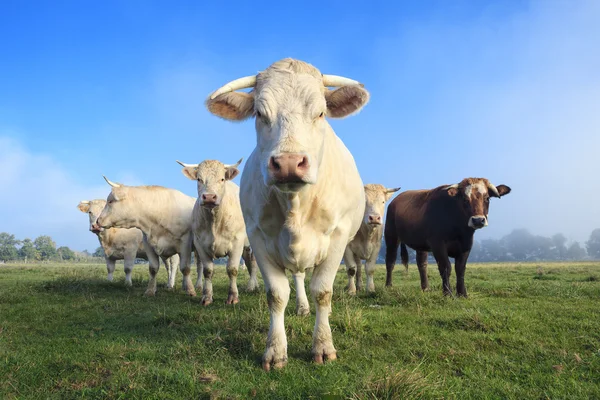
[1, 0, 599, 252]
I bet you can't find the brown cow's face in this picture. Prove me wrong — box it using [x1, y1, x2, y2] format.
[363, 184, 401, 226]
[180, 160, 240, 209]
[77, 200, 107, 233]
[447, 178, 511, 230]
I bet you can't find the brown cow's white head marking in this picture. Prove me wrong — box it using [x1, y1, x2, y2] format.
[176, 158, 242, 208]
[363, 184, 401, 226]
[205, 58, 370, 193]
[446, 177, 511, 230]
[77, 199, 107, 233]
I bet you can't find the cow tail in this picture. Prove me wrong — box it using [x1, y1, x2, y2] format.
[400, 243, 409, 270]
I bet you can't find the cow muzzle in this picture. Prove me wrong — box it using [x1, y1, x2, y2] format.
[469, 215, 488, 229]
[201, 193, 219, 208]
[367, 214, 382, 225]
[268, 153, 310, 190]
[90, 223, 103, 234]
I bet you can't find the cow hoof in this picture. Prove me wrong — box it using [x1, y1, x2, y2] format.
[296, 306, 310, 316]
[226, 295, 239, 305]
[201, 296, 213, 306]
[144, 289, 156, 297]
[263, 353, 287, 371]
[422, 287, 431, 292]
[347, 289, 356, 296]
[187, 290, 197, 297]
[314, 352, 337, 364]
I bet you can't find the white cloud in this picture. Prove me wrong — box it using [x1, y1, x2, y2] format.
[0, 135, 141, 251]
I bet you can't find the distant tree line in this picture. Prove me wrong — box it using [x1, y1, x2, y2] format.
[377, 228, 600, 264]
[0, 232, 104, 263]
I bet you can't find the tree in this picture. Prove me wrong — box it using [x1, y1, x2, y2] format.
[19, 238, 39, 261]
[551, 233, 567, 259]
[566, 242, 587, 260]
[57, 246, 75, 261]
[34, 235, 57, 261]
[586, 229, 600, 259]
[0, 232, 20, 261]
[93, 246, 105, 258]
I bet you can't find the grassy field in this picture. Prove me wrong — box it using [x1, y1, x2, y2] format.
[1, 261, 599, 399]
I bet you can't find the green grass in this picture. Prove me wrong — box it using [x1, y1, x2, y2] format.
[1, 261, 599, 399]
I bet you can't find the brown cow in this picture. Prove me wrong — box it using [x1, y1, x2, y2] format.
[384, 177, 511, 297]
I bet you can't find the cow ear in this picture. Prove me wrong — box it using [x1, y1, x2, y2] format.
[77, 201, 90, 213]
[385, 187, 401, 201]
[225, 167, 240, 181]
[325, 85, 370, 118]
[446, 184, 459, 197]
[495, 184, 511, 197]
[205, 92, 254, 121]
[181, 167, 198, 181]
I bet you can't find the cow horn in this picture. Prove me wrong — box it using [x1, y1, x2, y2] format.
[80, 200, 90, 204]
[176, 160, 197, 168]
[322, 74, 363, 88]
[103, 176, 121, 188]
[224, 158, 243, 169]
[386, 187, 401, 193]
[487, 182, 500, 197]
[445, 184, 459, 190]
[209, 75, 257, 100]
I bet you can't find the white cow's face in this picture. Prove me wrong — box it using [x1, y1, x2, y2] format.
[363, 184, 401, 226]
[179, 159, 240, 208]
[96, 186, 136, 229]
[77, 199, 107, 233]
[205, 58, 370, 193]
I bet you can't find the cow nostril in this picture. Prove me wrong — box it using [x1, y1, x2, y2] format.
[269, 156, 281, 171]
[298, 156, 308, 169]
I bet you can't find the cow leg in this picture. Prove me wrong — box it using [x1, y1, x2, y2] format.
[416, 251, 430, 291]
[385, 237, 399, 287]
[343, 247, 358, 295]
[293, 271, 310, 316]
[192, 241, 204, 291]
[105, 258, 116, 282]
[354, 254, 363, 292]
[242, 245, 259, 292]
[123, 254, 134, 287]
[225, 245, 243, 305]
[454, 251, 470, 297]
[365, 253, 378, 293]
[310, 259, 340, 364]
[431, 245, 452, 296]
[169, 254, 180, 289]
[179, 235, 196, 297]
[143, 244, 161, 296]
[198, 250, 214, 305]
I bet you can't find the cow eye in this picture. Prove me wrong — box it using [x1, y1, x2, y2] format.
[221, 178, 225, 182]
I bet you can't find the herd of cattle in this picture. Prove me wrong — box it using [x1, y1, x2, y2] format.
[76, 58, 511, 370]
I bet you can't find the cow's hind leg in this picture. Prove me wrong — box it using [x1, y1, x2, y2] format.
[431, 245, 452, 296]
[123, 254, 134, 287]
[416, 251, 430, 291]
[354, 254, 363, 292]
[293, 271, 310, 316]
[105, 258, 116, 282]
[454, 250, 470, 297]
[343, 247, 358, 295]
[242, 245, 259, 292]
[144, 245, 161, 296]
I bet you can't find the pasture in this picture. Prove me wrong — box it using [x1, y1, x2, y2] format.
[1, 262, 599, 399]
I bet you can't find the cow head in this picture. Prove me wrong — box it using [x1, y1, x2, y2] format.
[205, 58, 370, 193]
[77, 199, 107, 233]
[176, 158, 242, 209]
[446, 178, 511, 230]
[364, 184, 401, 226]
[96, 176, 137, 229]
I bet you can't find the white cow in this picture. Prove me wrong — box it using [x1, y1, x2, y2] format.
[343, 184, 400, 294]
[205, 58, 369, 370]
[96, 178, 201, 296]
[176, 158, 260, 305]
[77, 199, 180, 286]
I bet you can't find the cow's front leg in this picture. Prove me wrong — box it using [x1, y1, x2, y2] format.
[364, 253, 378, 293]
[263, 265, 290, 371]
[198, 250, 214, 305]
[179, 235, 195, 296]
[432, 245, 452, 296]
[292, 271, 310, 316]
[143, 244, 160, 296]
[193, 244, 203, 291]
[105, 258, 116, 282]
[310, 257, 341, 364]
[242, 245, 259, 292]
[343, 247, 358, 295]
[225, 245, 243, 305]
[354, 254, 363, 292]
[123, 254, 134, 287]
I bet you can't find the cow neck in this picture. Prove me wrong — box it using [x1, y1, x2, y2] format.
[359, 220, 381, 240]
[128, 188, 168, 237]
